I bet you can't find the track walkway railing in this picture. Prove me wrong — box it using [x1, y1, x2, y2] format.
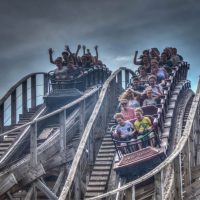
[83, 77, 200, 200]
[58, 67, 136, 200]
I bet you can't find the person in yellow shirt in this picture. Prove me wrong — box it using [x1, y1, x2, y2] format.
[134, 108, 155, 148]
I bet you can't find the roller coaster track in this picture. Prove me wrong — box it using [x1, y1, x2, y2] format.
[0, 63, 198, 200]
[83, 80, 193, 200]
[81, 80, 200, 200]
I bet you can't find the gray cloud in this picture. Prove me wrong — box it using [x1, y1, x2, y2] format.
[0, 0, 200, 96]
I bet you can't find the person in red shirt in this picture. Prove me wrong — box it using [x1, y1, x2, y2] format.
[120, 99, 135, 121]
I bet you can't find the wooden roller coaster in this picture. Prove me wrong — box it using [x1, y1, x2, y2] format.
[0, 56, 200, 200]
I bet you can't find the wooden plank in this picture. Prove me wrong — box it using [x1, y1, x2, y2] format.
[38, 127, 54, 140]
[0, 103, 4, 133]
[43, 73, 49, 95]
[24, 185, 34, 200]
[6, 192, 14, 200]
[32, 183, 37, 200]
[31, 74, 36, 109]
[0, 173, 17, 196]
[74, 166, 81, 200]
[14, 163, 45, 185]
[154, 170, 164, 200]
[52, 168, 65, 194]
[184, 139, 191, 186]
[80, 100, 85, 132]
[59, 110, 67, 152]
[174, 154, 183, 200]
[11, 90, 16, 125]
[125, 70, 129, 89]
[30, 122, 37, 167]
[36, 180, 58, 200]
[22, 80, 28, 114]
[126, 185, 135, 200]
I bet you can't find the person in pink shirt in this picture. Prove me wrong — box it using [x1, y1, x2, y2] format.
[120, 99, 135, 120]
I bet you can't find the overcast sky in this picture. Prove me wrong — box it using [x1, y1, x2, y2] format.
[0, 0, 199, 97]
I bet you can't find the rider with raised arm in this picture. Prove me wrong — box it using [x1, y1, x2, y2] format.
[65, 44, 81, 65]
[48, 48, 55, 64]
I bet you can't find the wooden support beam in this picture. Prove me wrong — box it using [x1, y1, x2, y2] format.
[31, 74, 36, 109]
[79, 100, 85, 132]
[52, 168, 65, 194]
[43, 73, 48, 95]
[74, 166, 81, 200]
[88, 127, 94, 165]
[0, 173, 17, 196]
[24, 185, 34, 200]
[11, 90, 16, 125]
[117, 71, 122, 87]
[184, 139, 192, 186]
[174, 154, 183, 200]
[125, 70, 129, 89]
[36, 180, 58, 200]
[60, 110, 67, 153]
[6, 192, 14, 200]
[154, 170, 164, 200]
[22, 80, 27, 114]
[32, 183, 37, 200]
[125, 185, 135, 200]
[14, 163, 45, 185]
[30, 122, 38, 168]
[0, 103, 4, 133]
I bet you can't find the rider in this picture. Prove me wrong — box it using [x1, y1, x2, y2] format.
[134, 108, 155, 148]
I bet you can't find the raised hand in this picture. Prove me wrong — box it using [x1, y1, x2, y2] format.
[77, 44, 81, 49]
[48, 48, 53, 54]
[65, 45, 70, 51]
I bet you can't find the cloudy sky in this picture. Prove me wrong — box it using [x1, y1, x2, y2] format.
[0, 0, 199, 97]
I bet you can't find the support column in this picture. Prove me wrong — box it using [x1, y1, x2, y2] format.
[125, 70, 129, 89]
[44, 73, 49, 95]
[80, 101, 85, 133]
[126, 185, 135, 200]
[11, 90, 16, 125]
[30, 122, 38, 200]
[88, 127, 94, 166]
[31, 75, 36, 109]
[60, 110, 67, 153]
[117, 71, 122, 92]
[22, 80, 27, 114]
[174, 154, 183, 200]
[74, 167, 81, 200]
[30, 122, 38, 167]
[0, 104, 4, 133]
[154, 170, 164, 200]
[183, 139, 192, 187]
